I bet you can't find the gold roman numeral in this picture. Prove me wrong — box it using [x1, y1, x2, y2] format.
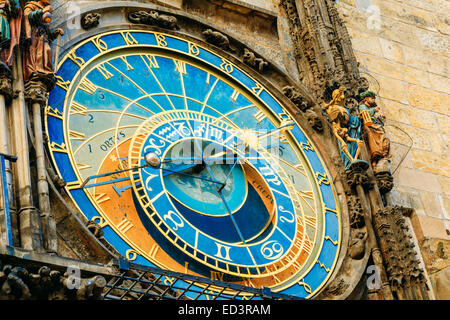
[79, 78, 98, 95]
[55, 76, 70, 91]
[70, 101, 88, 116]
[94, 193, 111, 204]
[210, 271, 224, 281]
[117, 218, 134, 233]
[173, 59, 187, 74]
[69, 130, 86, 141]
[148, 244, 159, 259]
[304, 216, 317, 229]
[120, 56, 134, 71]
[253, 110, 267, 123]
[96, 63, 114, 80]
[77, 163, 92, 171]
[155, 33, 167, 47]
[231, 89, 239, 102]
[67, 51, 85, 68]
[141, 54, 159, 70]
[92, 37, 108, 52]
[121, 32, 139, 46]
[49, 142, 68, 153]
[303, 237, 312, 255]
[45, 106, 63, 119]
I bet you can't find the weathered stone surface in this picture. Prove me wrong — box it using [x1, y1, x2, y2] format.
[378, 38, 404, 64]
[411, 214, 448, 241]
[396, 168, 442, 193]
[419, 238, 450, 273]
[372, 74, 408, 103]
[419, 191, 445, 219]
[404, 106, 439, 131]
[429, 266, 450, 300]
[411, 150, 450, 178]
[347, 28, 383, 56]
[362, 55, 431, 88]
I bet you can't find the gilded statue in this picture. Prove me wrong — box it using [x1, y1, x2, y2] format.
[0, 0, 20, 68]
[358, 91, 391, 171]
[23, 0, 64, 83]
[324, 87, 363, 169]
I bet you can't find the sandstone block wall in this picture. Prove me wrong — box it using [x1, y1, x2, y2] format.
[334, 0, 449, 299]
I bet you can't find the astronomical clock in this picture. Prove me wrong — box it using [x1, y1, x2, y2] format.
[45, 29, 342, 299]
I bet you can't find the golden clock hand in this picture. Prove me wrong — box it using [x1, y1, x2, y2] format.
[256, 122, 294, 140]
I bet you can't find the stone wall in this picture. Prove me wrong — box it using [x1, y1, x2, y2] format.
[334, 0, 449, 299]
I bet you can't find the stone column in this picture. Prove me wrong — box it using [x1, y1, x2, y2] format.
[25, 74, 57, 253]
[0, 65, 15, 247]
[347, 161, 394, 300]
[11, 53, 43, 251]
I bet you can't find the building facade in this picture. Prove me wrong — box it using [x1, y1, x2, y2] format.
[0, 0, 447, 300]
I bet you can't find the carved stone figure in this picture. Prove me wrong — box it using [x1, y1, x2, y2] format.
[242, 48, 268, 72]
[358, 91, 391, 171]
[0, 265, 32, 299]
[349, 231, 367, 260]
[0, 260, 107, 300]
[305, 109, 323, 132]
[128, 10, 179, 30]
[323, 87, 363, 169]
[22, 0, 64, 85]
[202, 29, 235, 52]
[0, 0, 20, 68]
[81, 12, 101, 30]
[282, 86, 310, 111]
[86, 220, 104, 239]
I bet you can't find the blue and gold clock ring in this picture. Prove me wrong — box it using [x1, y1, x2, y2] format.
[46, 29, 342, 299]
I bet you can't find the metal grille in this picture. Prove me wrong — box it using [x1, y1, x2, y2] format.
[103, 259, 303, 301]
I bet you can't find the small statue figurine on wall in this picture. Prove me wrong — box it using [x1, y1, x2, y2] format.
[324, 87, 364, 169]
[358, 91, 391, 172]
[0, 0, 21, 69]
[23, 0, 64, 84]
[243, 48, 268, 72]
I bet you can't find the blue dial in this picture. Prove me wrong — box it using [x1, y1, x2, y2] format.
[45, 30, 342, 299]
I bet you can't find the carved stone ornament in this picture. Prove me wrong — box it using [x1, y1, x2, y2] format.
[280, 0, 366, 102]
[128, 10, 179, 30]
[0, 63, 12, 100]
[24, 79, 50, 106]
[348, 230, 367, 260]
[0, 262, 106, 300]
[81, 12, 101, 30]
[375, 171, 394, 194]
[348, 194, 365, 229]
[282, 86, 311, 112]
[202, 29, 235, 52]
[373, 206, 429, 299]
[86, 220, 104, 240]
[305, 109, 324, 133]
[242, 48, 268, 73]
[346, 160, 372, 190]
[326, 277, 350, 296]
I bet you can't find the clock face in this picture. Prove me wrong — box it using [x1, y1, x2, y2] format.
[46, 30, 341, 299]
